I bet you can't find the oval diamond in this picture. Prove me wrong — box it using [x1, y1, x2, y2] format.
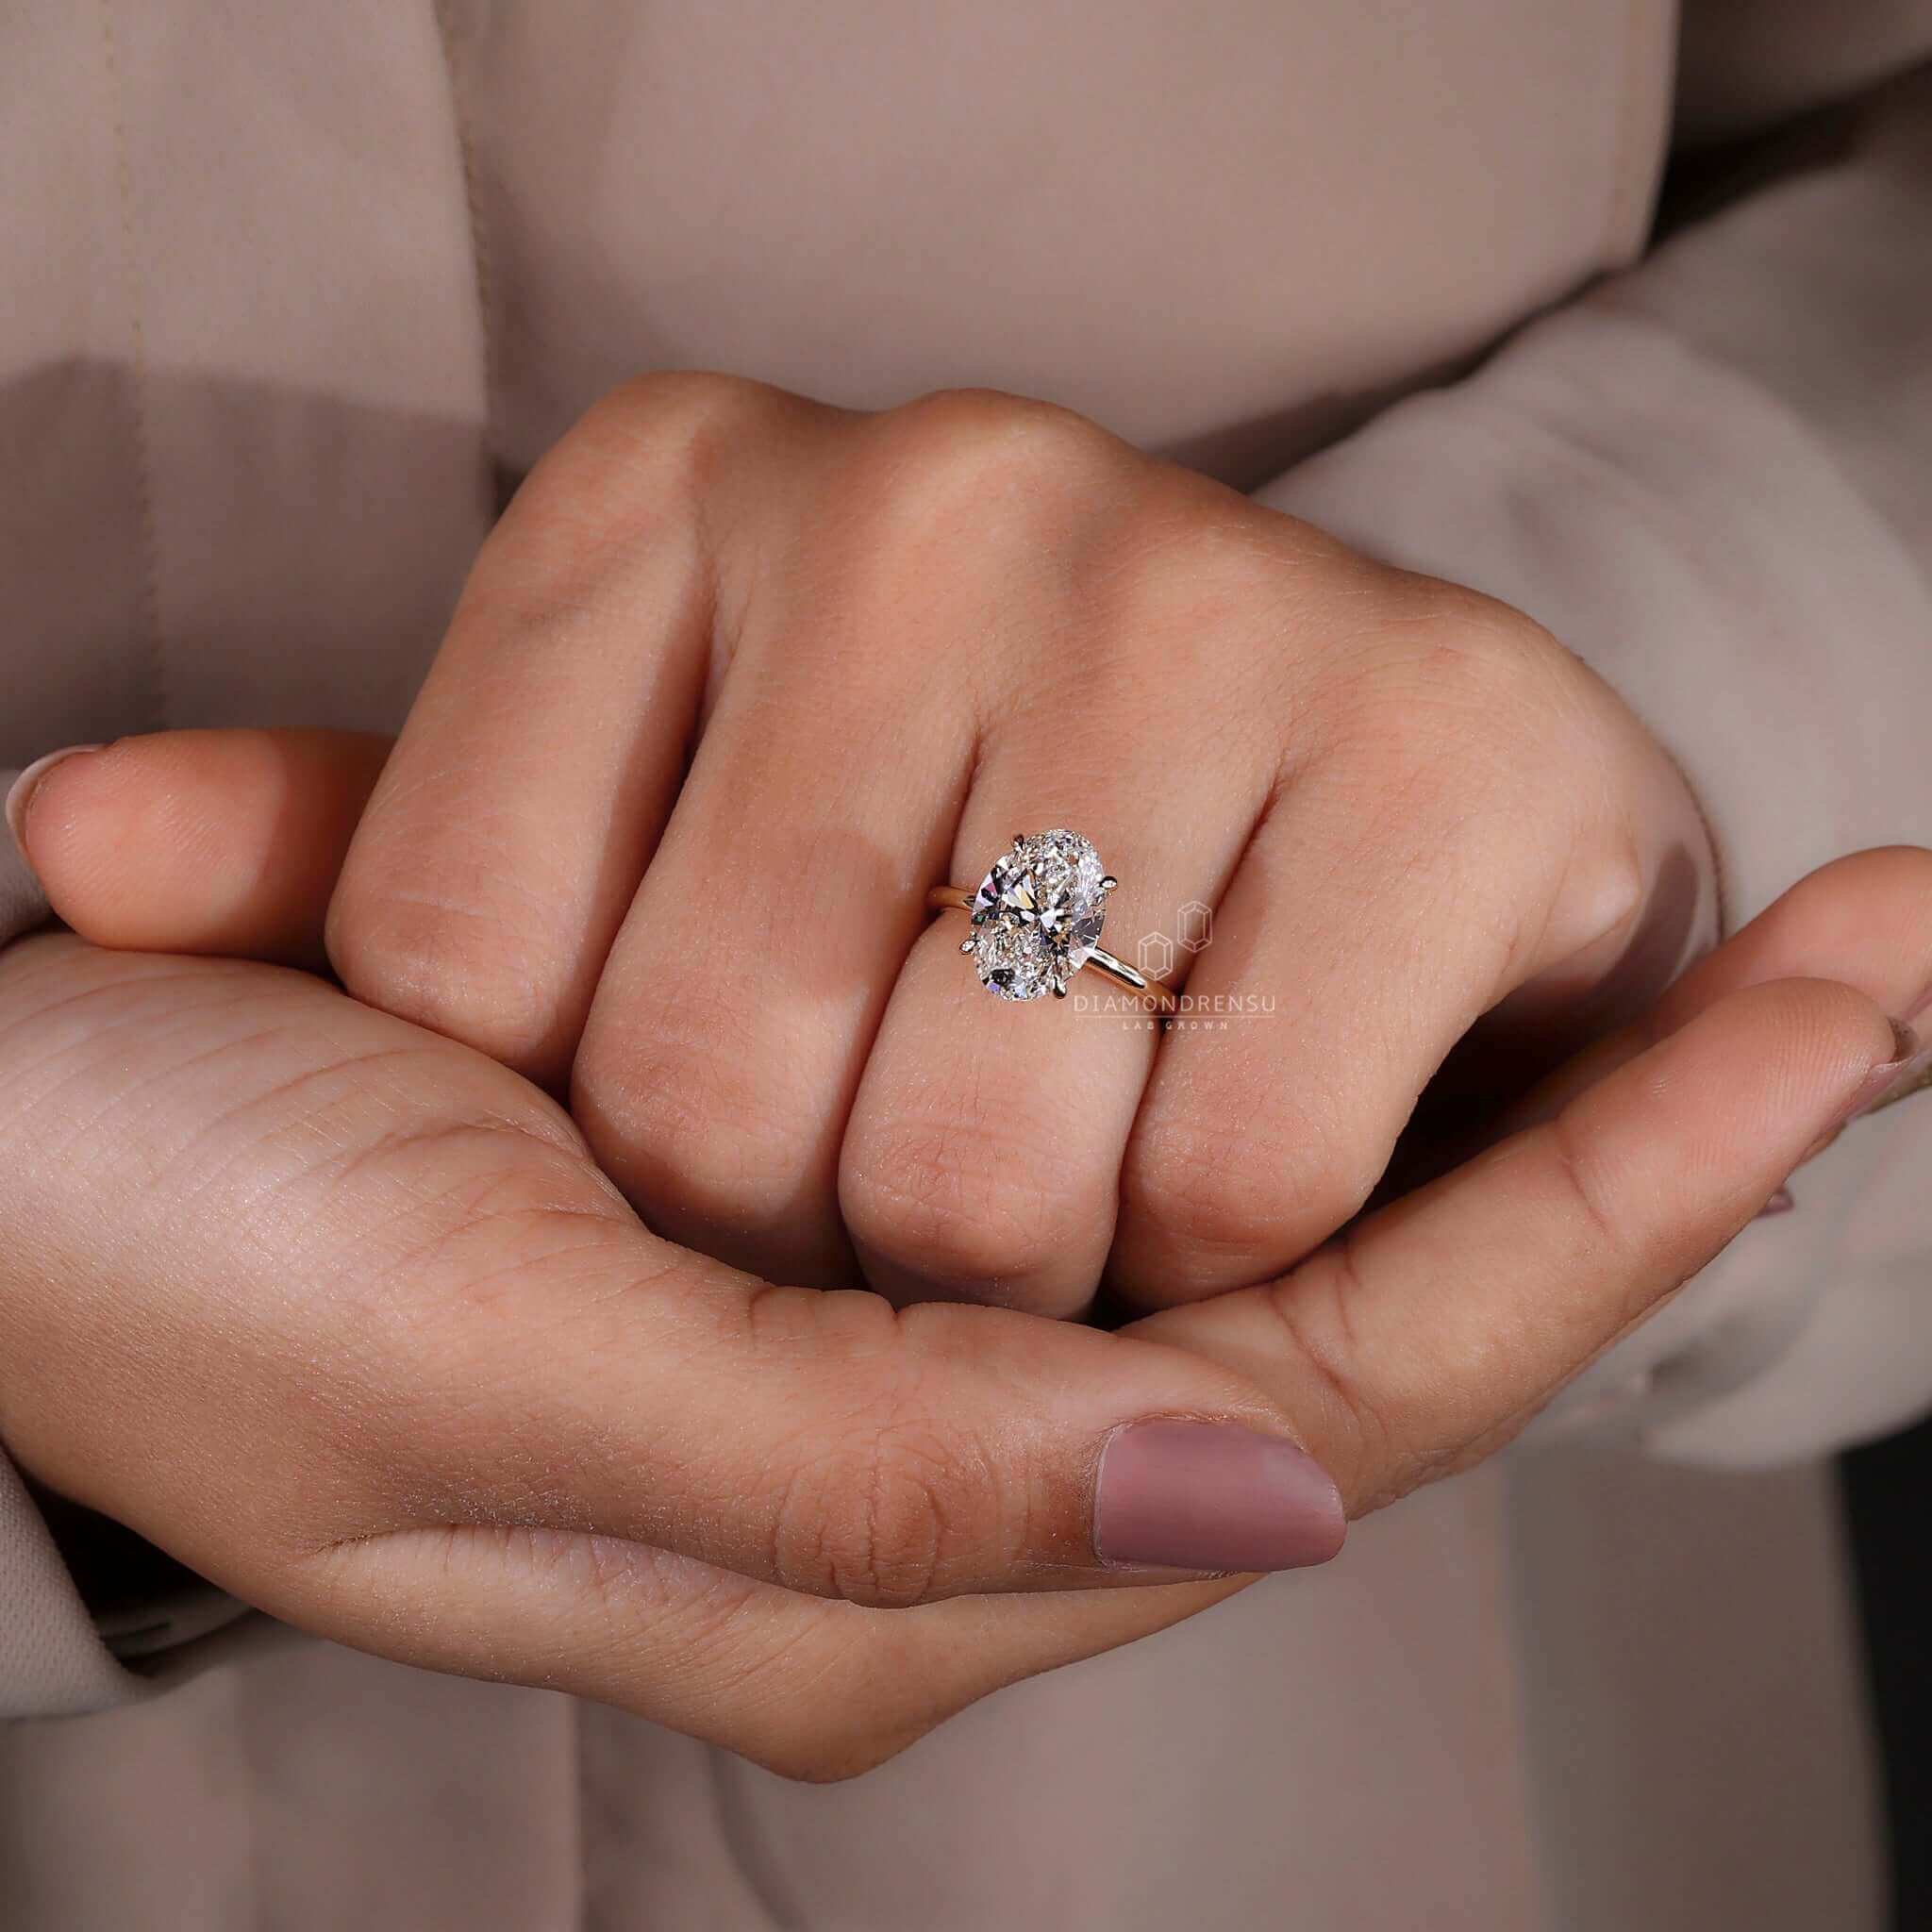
[969, 829, 1107, 1000]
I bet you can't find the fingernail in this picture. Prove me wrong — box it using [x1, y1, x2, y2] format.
[1094, 1420, 1346, 1573]
[1802, 1020, 1927, 1164]
[5, 745, 105, 863]
[1858, 1036, 1932, 1121]
[1754, 1185, 1795, 1220]
[1837, 1019, 1924, 1124]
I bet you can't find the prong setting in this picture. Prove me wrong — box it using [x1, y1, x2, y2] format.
[966, 829, 1108, 1001]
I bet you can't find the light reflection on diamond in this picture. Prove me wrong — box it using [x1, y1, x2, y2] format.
[970, 829, 1107, 1001]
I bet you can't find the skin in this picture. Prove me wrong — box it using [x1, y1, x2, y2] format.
[7, 378, 1928, 1777]
[324, 380, 1727, 1315]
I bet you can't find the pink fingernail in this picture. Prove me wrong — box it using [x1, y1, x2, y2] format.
[5, 744, 105, 861]
[1755, 1185, 1795, 1220]
[1094, 1420, 1346, 1574]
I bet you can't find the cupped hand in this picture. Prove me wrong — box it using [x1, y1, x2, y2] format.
[0, 924, 1320, 1774]
[68, 376, 1729, 1320]
[10, 740, 1924, 1772]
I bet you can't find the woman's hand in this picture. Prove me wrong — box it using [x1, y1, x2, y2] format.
[11, 373, 1925, 1775]
[6, 826, 1918, 1767]
[29, 377, 1728, 1323]
[0, 925, 1350, 1774]
[10, 700, 1929, 1780]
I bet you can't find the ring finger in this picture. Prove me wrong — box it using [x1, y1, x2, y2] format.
[840, 543, 1282, 1315]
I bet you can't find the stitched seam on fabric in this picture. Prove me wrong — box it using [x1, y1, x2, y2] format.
[432, 0, 498, 452]
[96, 0, 169, 735]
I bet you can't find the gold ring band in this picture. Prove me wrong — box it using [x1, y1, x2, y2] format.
[927, 855, 1180, 1014]
[919, 826, 1174, 1020]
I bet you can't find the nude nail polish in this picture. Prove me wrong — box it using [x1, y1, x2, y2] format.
[1093, 1420, 1346, 1573]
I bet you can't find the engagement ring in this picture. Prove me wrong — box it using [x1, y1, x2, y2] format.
[926, 829, 1179, 1011]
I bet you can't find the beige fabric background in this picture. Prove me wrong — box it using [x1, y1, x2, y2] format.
[1, 3, 1927, 1924]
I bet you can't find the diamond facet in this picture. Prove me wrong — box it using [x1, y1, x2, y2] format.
[969, 829, 1107, 1000]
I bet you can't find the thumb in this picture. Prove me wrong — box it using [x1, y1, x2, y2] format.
[0, 934, 1349, 1604]
[6, 728, 388, 967]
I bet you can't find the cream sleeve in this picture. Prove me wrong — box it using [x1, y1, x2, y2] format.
[1258, 71, 1932, 1465]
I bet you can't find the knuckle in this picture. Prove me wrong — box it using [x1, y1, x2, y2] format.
[1267, 1203, 1589, 1516]
[1407, 581, 1558, 686]
[768, 1399, 1000, 1610]
[1319, 577, 1574, 753]
[1543, 1106, 1634, 1273]
[1574, 821, 1650, 952]
[1070, 487, 1279, 679]
[497, 372, 793, 581]
[212, 1143, 618, 1546]
[874, 388, 1125, 518]
[841, 1110, 1103, 1300]
[1259, 1239, 1411, 1511]
[299, 1110, 617, 1363]
[893, 386, 1107, 457]
[325, 874, 575, 1078]
[1306, 587, 1607, 854]
[572, 1007, 814, 1226]
[577, 369, 786, 468]
[1124, 1105, 1380, 1266]
[1085, 467, 1251, 583]
[368, 1132, 622, 1321]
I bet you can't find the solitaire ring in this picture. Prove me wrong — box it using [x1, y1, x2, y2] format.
[926, 828, 1179, 1011]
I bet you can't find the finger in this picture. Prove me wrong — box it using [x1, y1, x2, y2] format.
[569, 411, 991, 1287]
[9, 729, 387, 968]
[1127, 976, 1904, 1513]
[396, 1245, 1346, 1604]
[840, 458, 1285, 1316]
[0, 937, 1345, 1612]
[327, 376, 826, 1090]
[1498, 844, 1932, 1137]
[1111, 590, 1718, 1307]
[284, 1524, 1243, 1781]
